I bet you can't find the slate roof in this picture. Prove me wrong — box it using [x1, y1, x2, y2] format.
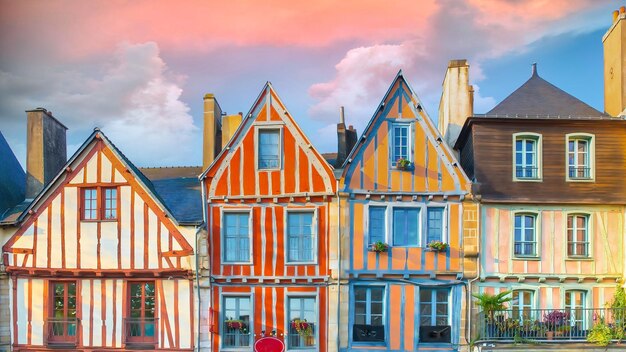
[0, 131, 26, 222]
[486, 65, 604, 117]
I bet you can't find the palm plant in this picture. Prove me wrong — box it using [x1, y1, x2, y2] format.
[472, 290, 512, 323]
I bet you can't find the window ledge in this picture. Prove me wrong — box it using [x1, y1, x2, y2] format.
[223, 262, 254, 265]
[566, 178, 594, 183]
[285, 262, 318, 266]
[565, 257, 593, 261]
[80, 219, 118, 223]
[512, 256, 541, 261]
[513, 178, 542, 183]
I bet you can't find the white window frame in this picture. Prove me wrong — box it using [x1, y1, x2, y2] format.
[564, 289, 588, 330]
[512, 211, 540, 259]
[255, 125, 283, 171]
[565, 213, 591, 258]
[390, 122, 412, 167]
[285, 294, 318, 351]
[221, 208, 253, 264]
[512, 132, 542, 182]
[510, 289, 535, 320]
[565, 133, 595, 182]
[221, 294, 254, 350]
[285, 208, 318, 265]
[364, 203, 449, 248]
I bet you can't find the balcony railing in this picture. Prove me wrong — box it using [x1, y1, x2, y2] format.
[124, 318, 158, 346]
[476, 308, 626, 342]
[47, 318, 79, 346]
[515, 166, 539, 179]
[568, 166, 591, 179]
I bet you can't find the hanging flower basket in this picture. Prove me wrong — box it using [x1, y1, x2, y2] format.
[225, 319, 247, 332]
[426, 240, 449, 252]
[396, 158, 412, 170]
[291, 319, 313, 337]
[368, 241, 389, 253]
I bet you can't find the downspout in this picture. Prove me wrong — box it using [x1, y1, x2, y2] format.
[466, 198, 481, 349]
[336, 179, 341, 352]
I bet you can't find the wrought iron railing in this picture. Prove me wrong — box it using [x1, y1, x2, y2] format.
[47, 318, 79, 345]
[568, 166, 591, 179]
[476, 308, 626, 342]
[124, 318, 158, 345]
[515, 166, 539, 179]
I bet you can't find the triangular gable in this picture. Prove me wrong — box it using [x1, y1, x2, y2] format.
[341, 72, 470, 193]
[202, 83, 335, 198]
[3, 131, 193, 272]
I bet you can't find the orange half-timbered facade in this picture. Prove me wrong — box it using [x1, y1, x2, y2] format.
[2, 131, 197, 351]
[201, 83, 336, 351]
[339, 73, 475, 351]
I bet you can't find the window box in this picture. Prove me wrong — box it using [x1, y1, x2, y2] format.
[395, 158, 412, 170]
[353, 324, 385, 342]
[368, 241, 389, 253]
[419, 325, 451, 343]
[426, 240, 449, 252]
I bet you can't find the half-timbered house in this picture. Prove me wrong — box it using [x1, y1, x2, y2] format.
[2, 122, 198, 351]
[338, 72, 476, 351]
[200, 83, 336, 351]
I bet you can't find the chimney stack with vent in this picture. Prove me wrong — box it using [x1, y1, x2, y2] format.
[202, 94, 223, 171]
[25, 108, 67, 198]
[603, 7, 626, 117]
[438, 59, 473, 149]
[336, 106, 357, 168]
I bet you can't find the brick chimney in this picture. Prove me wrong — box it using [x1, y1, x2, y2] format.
[202, 94, 223, 171]
[438, 59, 473, 148]
[603, 7, 626, 117]
[335, 106, 357, 168]
[25, 108, 67, 199]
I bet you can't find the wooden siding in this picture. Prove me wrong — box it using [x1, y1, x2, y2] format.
[465, 119, 626, 203]
[10, 278, 193, 350]
[480, 205, 624, 277]
[210, 285, 328, 352]
[3, 139, 194, 272]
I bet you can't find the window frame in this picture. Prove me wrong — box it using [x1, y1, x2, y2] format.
[125, 281, 157, 345]
[286, 294, 318, 350]
[285, 208, 318, 265]
[565, 133, 595, 182]
[47, 280, 79, 345]
[221, 209, 253, 264]
[566, 213, 591, 258]
[79, 186, 119, 221]
[221, 294, 253, 350]
[351, 285, 387, 345]
[419, 287, 451, 327]
[512, 132, 542, 182]
[256, 126, 283, 171]
[390, 122, 412, 167]
[512, 212, 540, 259]
[510, 289, 535, 320]
[564, 289, 588, 330]
[365, 203, 449, 248]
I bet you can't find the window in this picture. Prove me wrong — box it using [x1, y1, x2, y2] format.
[127, 282, 156, 344]
[287, 212, 315, 263]
[511, 290, 534, 320]
[368, 207, 386, 245]
[419, 288, 451, 343]
[514, 214, 537, 257]
[258, 129, 280, 169]
[48, 281, 77, 344]
[425, 208, 444, 244]
[392, 208, 419, 246]
[353, 286, 385, 342]
[567, 136, 592, 180]
[392, 124, 410, 166]
[80, 187, 118, 220]
[223, 212, 251, 263]
[565, 290, 586, 330]
[567, 214, 589, 257]
[288, 297, 316, 349]
[223, 296, 251, 348]
[514, 134, 540, 180]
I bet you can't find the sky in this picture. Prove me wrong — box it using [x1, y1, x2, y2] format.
[0, 0, 621, 168]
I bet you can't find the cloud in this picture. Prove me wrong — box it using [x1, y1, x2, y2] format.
[307, 0, 614, 129]
[0, 42, 198, 166]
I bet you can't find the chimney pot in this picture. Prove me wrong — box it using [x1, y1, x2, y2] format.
[614, 10, 620, 22]
[621, 6, 625, 14]
[531, 63, 538, 76]
[339, 106, 345, 124]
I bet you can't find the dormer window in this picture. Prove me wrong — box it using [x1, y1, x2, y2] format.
[513, 133, 542, 181]
[258, 129, 281, 169]
[566, 134, 594, 181]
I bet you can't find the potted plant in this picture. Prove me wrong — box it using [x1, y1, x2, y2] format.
[291, 319, 313, 338]
[587, 317, 612, 346]
[369, 241, 389, 253]
[396, 158, 412, 170]
[472, 291, 512, 338]
[225, 318, 247, 332]
[427, 240, 449, 252]
[542, 310, 569, 340]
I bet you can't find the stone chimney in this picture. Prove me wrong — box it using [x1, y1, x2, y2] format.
[26, 108, 67, 199]
[336, 106, 357, 168]
[221, 112, 243, 149]
[438, 59, 473, 148]
[603, 7, 626, 117]
[202, 94, 223, 171]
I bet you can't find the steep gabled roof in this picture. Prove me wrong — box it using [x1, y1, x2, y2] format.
[486, 65, 604, 117]
[0, 131, 26, 220]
